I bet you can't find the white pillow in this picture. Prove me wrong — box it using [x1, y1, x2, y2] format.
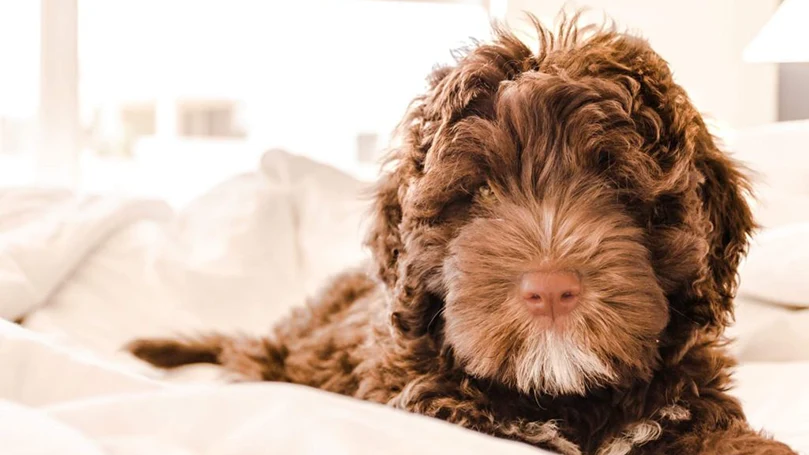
[728, 297, 809, 362]
[746, 185, 809, 230]
[25, 150, 374, 360]
[43, 383, 554, 455]
[726, 120, 809, 229]
[261, 149, 372, 294]
[727, 121, 809, 193]
[169, 171, 306, 331]
[24, 166, 307, 361]
[738, 222, 809, 308]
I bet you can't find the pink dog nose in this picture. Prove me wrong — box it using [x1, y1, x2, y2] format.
[520, 271, 581, 319]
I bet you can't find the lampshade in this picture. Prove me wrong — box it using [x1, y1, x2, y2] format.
[744, 0, 809, 63]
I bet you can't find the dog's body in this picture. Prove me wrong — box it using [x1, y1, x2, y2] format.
[129, 18, 797, 455]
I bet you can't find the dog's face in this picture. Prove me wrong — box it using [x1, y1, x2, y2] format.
[444, 173, 666, 396]
[367, 22, 754, 396]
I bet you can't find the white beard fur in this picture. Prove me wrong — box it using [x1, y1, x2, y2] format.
[514, 330, 615, 396]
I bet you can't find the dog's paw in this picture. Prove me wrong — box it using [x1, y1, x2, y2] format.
[124, 337, 219, 368]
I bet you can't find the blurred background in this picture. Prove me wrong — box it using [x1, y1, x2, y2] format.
[0, 0, 804, 206]
[2, 3, 809, 452]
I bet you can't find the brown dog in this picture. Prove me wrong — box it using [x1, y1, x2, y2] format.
[127, 17, 797, 455]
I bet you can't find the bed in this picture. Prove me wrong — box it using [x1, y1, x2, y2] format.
[2, 125, 809, 454]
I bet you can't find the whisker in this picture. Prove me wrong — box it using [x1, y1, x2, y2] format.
[428, 307, 447, 331]
[668, 305, 698, 326]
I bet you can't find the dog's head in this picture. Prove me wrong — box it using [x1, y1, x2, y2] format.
[365, 18, 754, 396]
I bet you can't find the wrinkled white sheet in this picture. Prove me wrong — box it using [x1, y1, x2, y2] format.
[0, 188, 172, 322]
[10, 382, 555, 455]
[2, 385, 553, 455]
[1, 317, 807, 454]
[8, 151, 370, 361]
[0, 320, 553, 455]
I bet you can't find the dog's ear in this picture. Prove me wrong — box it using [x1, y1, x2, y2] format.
[365, 32, 536, 338]
[644, 97, 754, 331]
[363, 73, 444, 337]
[364, 64, 448, 292]
[691, 129, 755, 330]
[366, 163, 406, 289]
[593, 34, 756, 332]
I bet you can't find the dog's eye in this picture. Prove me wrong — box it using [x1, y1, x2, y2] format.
[476, 184, 496, 204]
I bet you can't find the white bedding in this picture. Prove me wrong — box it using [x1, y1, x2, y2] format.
[0, 320, 550, 455]
[1, 150, 808, 454]
[0, 323, 549, 455]
[2, 316, 807, 455]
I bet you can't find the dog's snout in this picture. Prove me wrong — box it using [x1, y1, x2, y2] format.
[519, 271, 581, 319]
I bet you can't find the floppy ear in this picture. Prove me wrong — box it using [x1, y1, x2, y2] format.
[365, 162, 406, 290]
[587, 34, 756, 332]
[691, 129, 755, 330]
[365, 31, 536, 339]
[650, 108, 755, 333]
[363, 70, 446, 337]
[364, 58, 452, 288]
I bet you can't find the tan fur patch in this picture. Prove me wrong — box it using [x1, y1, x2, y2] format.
[220, 338, 267, 381]
[501, 420, 582, 455]
[658, 404, 691, 422]
[598, 421, 662, 455]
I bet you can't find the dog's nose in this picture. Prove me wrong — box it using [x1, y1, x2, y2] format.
[520, 271, 581, 319]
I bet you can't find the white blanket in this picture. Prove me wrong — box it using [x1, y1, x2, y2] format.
[0, 320, 552, 455]
[0, 321, 809, 455]
[0, 325, 550, 455]
[2, 316, 807, 454]
[0, 189, 172, 322]
[0, 159, 807, 454]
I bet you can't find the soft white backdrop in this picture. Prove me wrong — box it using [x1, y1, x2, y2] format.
[0, 0, 780, 205]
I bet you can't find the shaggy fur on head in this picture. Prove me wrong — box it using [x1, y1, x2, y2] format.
[127, 15, 796, 455]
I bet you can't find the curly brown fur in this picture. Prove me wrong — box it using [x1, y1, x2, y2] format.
[126, 14, 796, 455]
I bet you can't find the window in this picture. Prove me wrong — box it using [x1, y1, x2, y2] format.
[2, 0, 490, 192]
[178, 101, 245, 138]
[0, 0, 39, 176]
[121, 104, 157, 138]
